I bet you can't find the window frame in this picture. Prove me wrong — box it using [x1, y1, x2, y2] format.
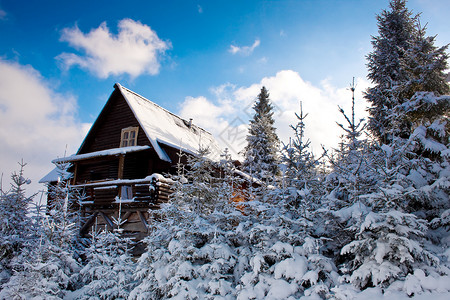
[120, 126, 139, 148]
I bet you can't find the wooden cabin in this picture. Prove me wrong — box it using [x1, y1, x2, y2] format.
[41, 83, 221, 240]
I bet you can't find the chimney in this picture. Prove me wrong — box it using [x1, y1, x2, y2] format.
[188, 118, 193, 128]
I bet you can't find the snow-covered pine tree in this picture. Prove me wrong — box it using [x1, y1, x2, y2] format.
[366, 0, 449, 144]
[280, 102, 322, 213]
[317, 80, 379, 273]
[242, 86, 280, 183]
[0, 239, 80, 299]
[69, 226, 136, 300]
[131, 148, 244, 299]
[45, 170, 80, 251]
[323, 79, 375, 211]
[329, 119, 449, 295]
[0, 170, 81, 299]
[336, 1, 450, 291]
[0, 162, 34, 287]
[365, 0, 419, 143]
[337, 140, 446, 292]
[169, 147, 230, 216]
[365, 0, 449, 242]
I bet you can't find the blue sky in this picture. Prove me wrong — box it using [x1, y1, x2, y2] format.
[0, 0, 448, 194]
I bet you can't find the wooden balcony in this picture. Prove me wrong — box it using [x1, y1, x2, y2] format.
[71, 174, 173, 209]
[72, 174, 174, 239]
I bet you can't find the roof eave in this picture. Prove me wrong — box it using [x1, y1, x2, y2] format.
[116, 83, 172, 163]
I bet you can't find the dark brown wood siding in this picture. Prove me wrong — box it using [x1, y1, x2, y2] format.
[75, 159, 119, 184]
[79, 89, 150, 154]
[123, 150, 154, 179]
[159, 143, 190, 173]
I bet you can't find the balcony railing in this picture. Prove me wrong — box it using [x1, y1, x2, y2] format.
[71, 173, 173, 209]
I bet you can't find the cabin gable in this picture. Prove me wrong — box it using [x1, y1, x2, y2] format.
[78, 89, 150, 155]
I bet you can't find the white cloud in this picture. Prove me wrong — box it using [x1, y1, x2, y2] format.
[258, 57, 268, 64]
[0, 59, 87, 196]
[179, 96, 229, 132]
[0, 9, 6, 20]
[229, 39, 260, 56]
[57, 19, 171, 78]
[197, 5, 203, 14]
[178, 70, 371, 159]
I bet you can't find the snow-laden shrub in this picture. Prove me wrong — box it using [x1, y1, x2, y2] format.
[340, 210, 439, 288]
[130, 191, 339, 300]
[0, 163, 35, 287]
[130, 208, 241, 300]
[67, 228, 136, 300]
[237, 237, 338, 300]
[0, 241, 80, 299]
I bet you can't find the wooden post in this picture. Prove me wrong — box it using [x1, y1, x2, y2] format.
[118, 154, 125, 179]
[79, 212, 99, 235]
[72, 163, 78, 185]
[99, 212, 114, 230]
[137, 211, 149, 233]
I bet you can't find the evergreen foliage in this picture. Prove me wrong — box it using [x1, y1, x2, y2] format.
[242, 86, 280, 182]
[365, 0, 449, 143]
[0, 162, 34, 287]
[323, 80, 375, 211]
[169, 147, 234, 215]
[0, 166, 81, 299]
[69, 227, 136, 300]
[365, 0, 418, 142]
[280, 102, 323, 218]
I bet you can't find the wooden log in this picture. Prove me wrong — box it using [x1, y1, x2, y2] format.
[156, 183, 172, 190]
[157, 194, 170, 201]
[156, 186, 174, 193]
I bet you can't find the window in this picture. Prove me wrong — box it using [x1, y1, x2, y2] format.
[120, 185, 133, 200]
[120, 127, 139, 147]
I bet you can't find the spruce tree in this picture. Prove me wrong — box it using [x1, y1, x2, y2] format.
[336, 0, 450, 288]
[0, 162, 34, 286]
[323, 79, 375, 211]
[242, 86, 280, 182]
[281, 102, 321, 212]
[366, 0, 449, 143]
[72, 228, 136, 300]
[0, 167, 81, 299]
[365, 0, 418, 142]
[170, 147, 227, 215]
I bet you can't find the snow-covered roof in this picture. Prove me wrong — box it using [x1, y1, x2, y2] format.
[39, 167, 71, 184]
[116, 83, 221, 162]
[52, 145, 151, 164]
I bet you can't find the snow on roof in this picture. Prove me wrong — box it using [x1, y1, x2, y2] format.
[116, 83, 221, 162]
[232, 169, 264, 186]
[52, 145, 151, 164]
[39, 167, 71, 183]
